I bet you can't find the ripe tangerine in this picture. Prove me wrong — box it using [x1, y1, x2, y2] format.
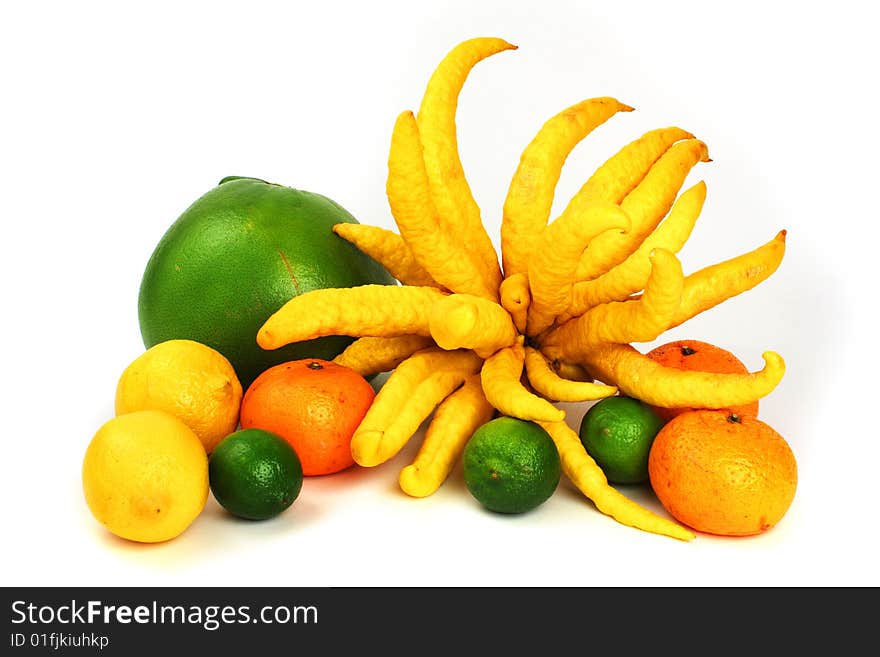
[240, 359, 375, 476]
[648, 410, 797, 536]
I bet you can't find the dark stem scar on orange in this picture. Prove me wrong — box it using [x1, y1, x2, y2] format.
[727, 413, 742, 424]
[681, 346, 697, 356]
[308, 361, 324, 370]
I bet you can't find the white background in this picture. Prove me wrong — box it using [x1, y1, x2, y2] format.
[2, 0, 877, 587]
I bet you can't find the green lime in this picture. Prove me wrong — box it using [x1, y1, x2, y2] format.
[578, 396, 664, 484]
[209, 428, 303, 520]
[138, 176, 395, 388]
[462, 417, 561, 514]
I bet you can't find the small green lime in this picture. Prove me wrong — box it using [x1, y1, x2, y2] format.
[578, 396, 664, 484]
[462, 416, 561, 514]
[209, 428, 303, 520]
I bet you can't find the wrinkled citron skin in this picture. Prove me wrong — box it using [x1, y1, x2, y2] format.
[257, 37, 790, 541]
[525, 202, 630, 335]
[523, 347, 616, 403]
[502, 97, 633, 279]
[387, 110, 498, 301]
[399, 374, 494, 498]
[480, 338, 565, 423]
[258, 285, 446, 350]
[562, 181, 706, 317]
[350, 348, 482, 467]
[417, 37, 514, 294]
[332, 223, 439, 288]
[429, 293, 518, 358]
[574, 139, 710, 281]
[333, 335, 435, 378]
[82, 410, 209, 543]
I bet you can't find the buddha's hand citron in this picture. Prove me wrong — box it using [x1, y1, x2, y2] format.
[82, 410, 209, 543]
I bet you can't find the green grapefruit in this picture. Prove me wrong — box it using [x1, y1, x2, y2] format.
[138, 177, 395, 388]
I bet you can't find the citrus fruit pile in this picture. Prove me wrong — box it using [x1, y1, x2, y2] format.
[82, 35, 798, 546]
[82, 178, 387, 542]
[84, 336, 376, 541]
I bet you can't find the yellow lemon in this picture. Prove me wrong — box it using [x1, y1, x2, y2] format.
[82, 410, 209, 543]
[115, 339, 243, 453]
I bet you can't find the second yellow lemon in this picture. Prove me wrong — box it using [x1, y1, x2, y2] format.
[83, 410, 209, 542]
[115, 339, 243, 453]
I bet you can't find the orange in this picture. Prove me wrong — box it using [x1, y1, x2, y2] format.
[644, 339, 759, 421]
[239, 359, 375, 475]
[648, 410, 797, 536]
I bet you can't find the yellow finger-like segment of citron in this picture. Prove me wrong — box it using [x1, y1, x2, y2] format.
[351, 348, 483, 467]
[429, 293, 518, 359]
[500, 97, 633, 278]
[499, 273, 531, 334]
[417, 37, 514, 293]
[387, 111, 498, 300]
[523, 347, 617, 402]
[537, 420, 695, 541]
[568, 126, 694, 206]
[668, 230, 787, 330]
[541, 249, 683, 353]
[332, 223, 441, 288]
[581, 343, 786, 409]
[526, 202, 631, 336]
[399, 374, 495, 498]
[332, 335, 435, 377]
[576, 138, 710, 281]
[562, 181, 706, 319]
[257, 285, 447, 350]
[554, 360, 594, 383]
[480, 339, 565, 422]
